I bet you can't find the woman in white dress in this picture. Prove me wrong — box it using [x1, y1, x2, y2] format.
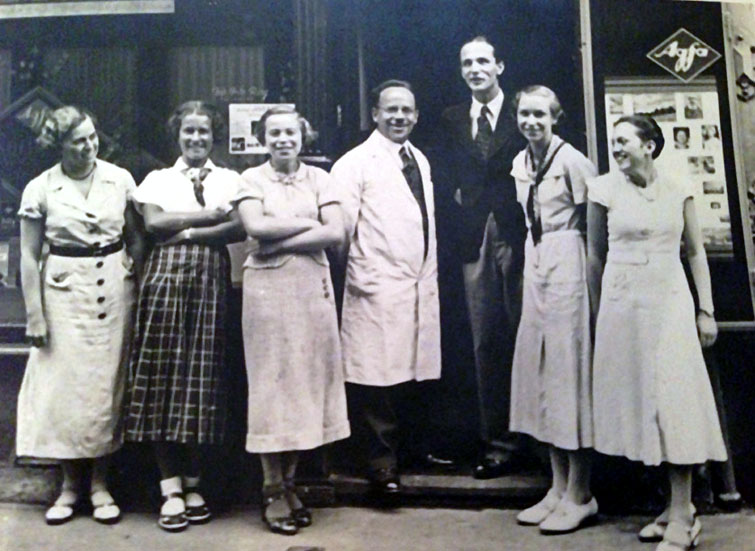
[235, 106, 349, 535]
[586, 114, 726, 551]
[508, 86, 597, 534]
[17, 106, 143, 525]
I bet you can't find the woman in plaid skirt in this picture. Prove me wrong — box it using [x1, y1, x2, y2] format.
[124, 101, 244, 532]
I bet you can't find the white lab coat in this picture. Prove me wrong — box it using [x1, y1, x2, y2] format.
[331, 130, 441, 386]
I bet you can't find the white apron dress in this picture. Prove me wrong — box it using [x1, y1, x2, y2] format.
[16, 161, 136, 459]
[588, 171, 727, 466]
[508, 137, 596, 450]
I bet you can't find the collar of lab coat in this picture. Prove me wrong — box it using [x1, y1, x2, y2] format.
[369, 129, 417, 167]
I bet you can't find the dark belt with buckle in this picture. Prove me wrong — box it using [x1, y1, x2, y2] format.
[49, 240, 123, 258]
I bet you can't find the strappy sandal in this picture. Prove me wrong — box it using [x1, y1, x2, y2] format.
[655, 519, 702, 551]
[284, 478, 312, 528]
[183, 478, 212, 525]
[45, 489, 79, 526]
[91, 489, 121, 525]
[261, 484, 298, 536]
[158, 491, 188, 533]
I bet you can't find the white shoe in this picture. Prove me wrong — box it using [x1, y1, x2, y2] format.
[516, 489, 561, 526]
[539, 497, 598, 535]
[639, 504, 697, 542]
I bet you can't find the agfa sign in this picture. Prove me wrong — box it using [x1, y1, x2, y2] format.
[647, 28, 721, 83]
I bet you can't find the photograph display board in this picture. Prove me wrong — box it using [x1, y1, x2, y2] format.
[228, 103, 294, 155]
[605, 77, 733, 255]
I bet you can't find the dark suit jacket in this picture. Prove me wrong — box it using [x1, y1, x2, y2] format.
[436, 97, 526, 264]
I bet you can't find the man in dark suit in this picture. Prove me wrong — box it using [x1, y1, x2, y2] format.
[438, 35, 527, 479]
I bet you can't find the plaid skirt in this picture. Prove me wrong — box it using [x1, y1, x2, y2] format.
[124, 244, 229, 444]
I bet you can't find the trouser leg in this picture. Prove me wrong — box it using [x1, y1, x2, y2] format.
[462, 216, 521, 457]
[347, 382, 399, 472]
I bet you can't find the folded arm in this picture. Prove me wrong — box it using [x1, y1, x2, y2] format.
[140, 203, 228, 237]
[258, 203, 344, 256]
[236, 198, 320, 241]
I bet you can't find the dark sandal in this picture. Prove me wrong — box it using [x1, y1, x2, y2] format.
[45, 489, 79, 526]
[158, 492, 188, 533]
[184, 485, 212, 525]
[91, 490, 121, 525]
[261, 485, 298, 536]
[284, 479, 312, 527]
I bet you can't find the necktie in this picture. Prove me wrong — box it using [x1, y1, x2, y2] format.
[475, 105, 493, 158]
[399, 146, 429, 258]
[526, 142, 565, 245]
[184, 167, 211, 207]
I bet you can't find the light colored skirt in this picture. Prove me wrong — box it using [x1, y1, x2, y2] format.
[16, 250, 135, 459]
[509, 230, 593, 450]
[243, 255, 350, 453]
[593, 251, 726, 465]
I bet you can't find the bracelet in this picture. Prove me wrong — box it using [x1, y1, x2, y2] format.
[698, 308, 715, 318]
[185, 227, 194, 241]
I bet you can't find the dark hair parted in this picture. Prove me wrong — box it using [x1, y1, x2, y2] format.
[512, 85, 564, 123]
[370, 79, 414, 109]
[37, 105, 98, 150]
[167, 101, 225, 143]
[461, 35, 504, 62]
[614, 114, 665, 158]
[254, 105, 317, 146]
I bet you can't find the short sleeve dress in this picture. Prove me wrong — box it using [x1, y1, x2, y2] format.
[16, 160, 137, 459]
[124, 158, 241, 445]
[508, 136, 596, 451]
[236, 161, 350, 453]
[587, 171, 727, 465]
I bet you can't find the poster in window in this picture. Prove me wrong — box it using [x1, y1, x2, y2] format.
[605, 77, 733, 255]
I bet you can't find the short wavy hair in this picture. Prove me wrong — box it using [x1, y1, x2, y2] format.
[37, 105, 98, 150]
[254, 105, 317, 147]
[614, 114, 665, 159]
[166, 100, 225, 144]
[512, 85, 564, 123]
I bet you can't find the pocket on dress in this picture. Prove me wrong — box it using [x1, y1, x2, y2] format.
[45, 271, 73, 290]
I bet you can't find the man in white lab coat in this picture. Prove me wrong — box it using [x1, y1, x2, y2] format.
[331, 80, 441, 493]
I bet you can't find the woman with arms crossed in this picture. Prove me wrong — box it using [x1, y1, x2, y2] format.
[235, 106, 349, 536]
[124, 101, 244, 532]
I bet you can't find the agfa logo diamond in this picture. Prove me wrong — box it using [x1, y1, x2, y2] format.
[647, 28, 721, 83]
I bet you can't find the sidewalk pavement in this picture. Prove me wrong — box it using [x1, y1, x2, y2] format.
[0, 503, 753, 551]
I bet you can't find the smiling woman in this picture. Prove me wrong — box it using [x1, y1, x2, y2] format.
[123, 100, 245, 533]
[15, 105, 144, 526]
[234, 105, 349, 536]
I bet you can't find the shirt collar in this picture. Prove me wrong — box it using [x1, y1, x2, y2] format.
[49, 161, 101, 192]
[525, 134, 564, 174]
[174, 157, 217, 171]
[261, 160, 308, 185]
[470, 89, 504, 122]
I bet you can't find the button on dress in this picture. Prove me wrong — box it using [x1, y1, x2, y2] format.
[15, 161, 137, 459]
[588, 171, 727, 465]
